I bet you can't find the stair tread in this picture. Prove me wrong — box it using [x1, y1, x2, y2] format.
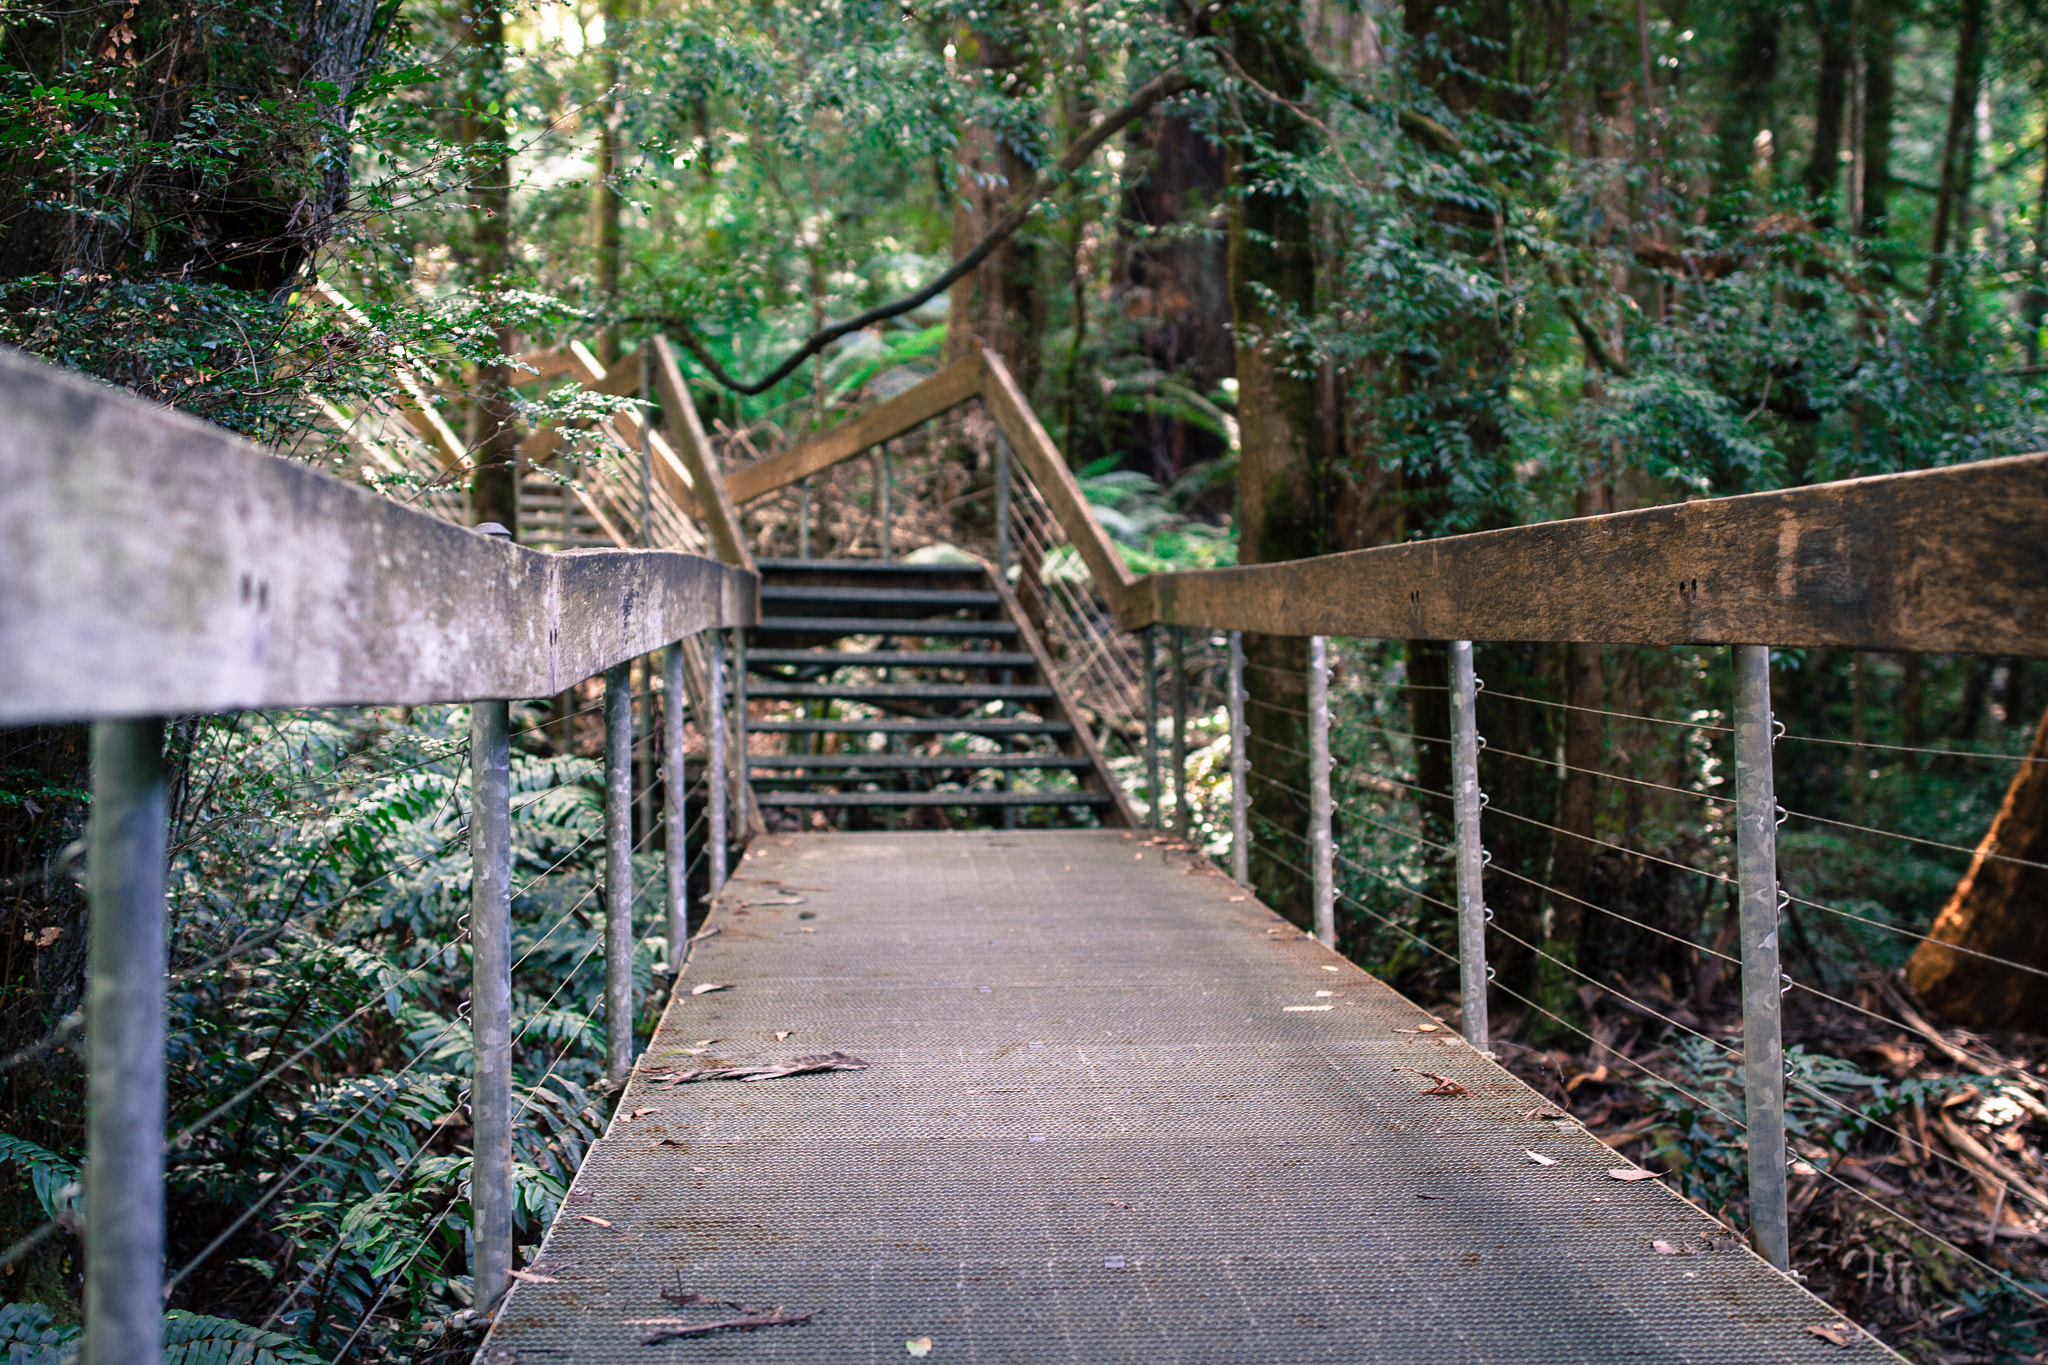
[752, 718, 1071, 735]
[760, 585, 1001, 607]
[758, 557, 986, 576]
[748, 754, 1089, 770]
[758, 790, 1112, 808]
[746, 650, 1036, 669]
[748, 682, 1052, 701]
[755, 616, 1018, 637]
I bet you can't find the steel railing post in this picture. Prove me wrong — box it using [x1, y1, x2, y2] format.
[1228, 631, 1248, 883]
[664, 645, 690, 959]
[467, 698, 513, 1313]
[732, 628, 749, 828]
[1734, 644, 1790, 1269]
[1171, 626, 1189, 841]
[1449, 640, 1490, 1051]
[86, 718, 166, 1365]
[708, 633, 729, 891]
[994, 430, 1010, 582]
[604, 662, 635, 1086]
[1143, 627, 1160, 829]
[1308, 637, 1334, 946]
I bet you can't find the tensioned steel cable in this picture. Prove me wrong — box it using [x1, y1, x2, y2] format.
[1780, 731, 2048, 764]
[1483, 742, 1735, 806]
[1781, 807, 2048, 874]
[1483, 862, 1739, 964]
[1781, 889, 2048, 981]
[1479, 689, 1733, 734]
[1483, 805, 1736, 885]
[1241, 771, 1454, 855]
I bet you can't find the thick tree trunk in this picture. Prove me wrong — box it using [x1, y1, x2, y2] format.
[1858, 0, 1896, 240]
[1713, 1, 1781, 221]
[1927, 0, 1987, 298]
[1803, 0, 1853, 216]
[943, 22, 1044, 391]
[1118, 114, 1233, 484]
[1907, 704, 2048, 1028]
[1227, 0, 1321, 929]
[462, 0, 519, 537]
[589, 0, 628, 366]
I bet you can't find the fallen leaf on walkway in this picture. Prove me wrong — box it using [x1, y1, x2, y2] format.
[577, 1215, 613, 1227]
[687, 926, 721, 942]
[656, 1051, 870, 1083]
[1104, 1257, 1126, 1269]
[742, 896, 805, 908]
[1391, 1066, 1467, 1095]
[1524, 1106, 1565, 1120]
[1134, 853, 1143, 859]
[1315, 991, 1334, 998]
[1652, 1240, 1689, 1256]
[1607, 1168, 1664, 1182]
[640, 1308, 818, 1344]
[1525, 1150, 1559, 1166]
[506, 1270, 559, 1284]
[691, 982, 730, 995]
[656, 1292, 748, 1311]
[1228, 895, 1247, 901]
[905, 1336, 934, 1357]
[1414, 1024, 1439, 1033]
[1104, 1200, 1133, 1209]
[1807, 1322, 1857, 1347]
[651, 1138, 687, 1148]
[775, 1031, 792, 1041]
[694, 1039, 719, 1047]
[629, 1107, 656, 1119]
[1321, 965, 1339, 972]
[1284, 1005, 1334, 1012]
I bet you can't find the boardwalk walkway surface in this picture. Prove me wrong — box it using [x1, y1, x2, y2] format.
[485, 830, 1897, 1364]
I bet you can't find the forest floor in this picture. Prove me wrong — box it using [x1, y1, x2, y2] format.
[1484, 974, 2048, 1364]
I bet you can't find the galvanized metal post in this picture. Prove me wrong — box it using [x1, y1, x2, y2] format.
[994, 430, 1010, 581]
[1171, 627, 1189, 840]
[86, 718, 166, 1365]
[1734, 644, 1790, 1270]
[467, 698, 513, 1312]
[1308, 636, 1334, 947]
[1228, 631, 1248, 883]
[878, 444, 893, 561]
[732, 628, 749, 825]
[1449, 640, 1490, 1051]
[1143, 627, 1160, 829]
[798, 477, 811, 558]
[664, 645, 690, 961]
[604, 662, 635, 1086]
[707, 633, 729, 892]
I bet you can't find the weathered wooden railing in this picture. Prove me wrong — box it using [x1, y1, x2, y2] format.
[0, 346, 757, 1364]
[709, 349, 2048, 1274]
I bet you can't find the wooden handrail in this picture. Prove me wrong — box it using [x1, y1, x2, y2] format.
[978, 350, 1138, 618]
[652, 336, 755, 573]
[0, 346, 757, 724]
[1133, 452, 2048, 656]
[723, 354, 984, 505]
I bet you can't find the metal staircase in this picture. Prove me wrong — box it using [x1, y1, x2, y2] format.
[741, 558, 1130, 828]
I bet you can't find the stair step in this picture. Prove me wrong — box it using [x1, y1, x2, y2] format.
[752, 718, 1071, 736]
[746, 650, 1036, 671]
[758, 557, 986, 578]
[748, 682, 1053, 702]
[758, 789, 1112, 808]
[747, 754, 1089, 771]
[760, 585, 1002, 610]
[755, 616, 1019, 638]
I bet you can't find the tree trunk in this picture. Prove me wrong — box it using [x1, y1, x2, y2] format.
[590, 0, 628, 366]
[1927, 0, 1987, 298]
[1907, 703, 2048, 1028]
[1227, 0, 1321, 929]
[1714, 0, 1782, 221]
[462, 0, 519, 537]
[1803, 0, 1853, 217]
[1858, 0, 1895, 240]
[1117, 113, 1233, 484]
[943, 20, 1044, 391]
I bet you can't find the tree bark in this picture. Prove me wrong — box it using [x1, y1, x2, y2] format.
[1713, 0, 1782, 221]
[1857, 0, 1896, 240]
[1907, 704, 2048, 1029]
[1928, 0, 1987, 298]
[462, 0, 519, 537]
[590, 0, 628, 366]
[1803, 0, 1853, 217]
[943, 20, 1044, 392]
[1227, 0, 1321, 929]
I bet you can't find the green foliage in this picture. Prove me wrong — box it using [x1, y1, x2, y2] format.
[0, 1302, 76, 1365]
[161, 1311, 325, 1365]
[0, 1136, 78, 1222]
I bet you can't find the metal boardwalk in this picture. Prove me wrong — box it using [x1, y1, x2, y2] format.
[486, 831, 1896, 1364]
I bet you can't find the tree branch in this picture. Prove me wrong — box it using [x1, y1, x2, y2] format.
[673, 71, 1197, 395]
